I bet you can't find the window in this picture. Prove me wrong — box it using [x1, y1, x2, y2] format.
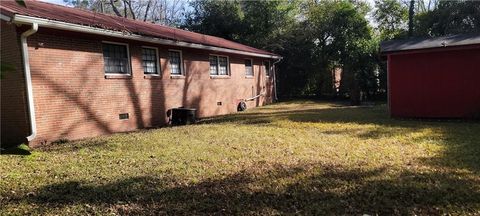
[245, 59, 253, 76]
[169, 50, 183, 75]
[102, 42, 130, 74]
[209, 56, 218, 75]
[209, 55, 229, 76]
[263, 60, 271, 76]
[142, 47, 159, 75]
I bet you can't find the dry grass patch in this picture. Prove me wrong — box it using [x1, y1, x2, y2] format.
[1, 100, 479, 215]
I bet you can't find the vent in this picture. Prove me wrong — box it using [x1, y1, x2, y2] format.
[119, 113, 129, 120]
[217, 102, 222, 106]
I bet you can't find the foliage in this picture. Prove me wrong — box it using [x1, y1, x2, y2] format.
[276, 22, 317, 97]
[15, 0, 26, 7]
[1, 101, 479, 215]
[240, 0, 299, 50]
[306, 1, 377, 103]
[414, 0, 480, 37]
[182, 0, 298, 50]
[373, 0, 408, 40]
[183, 0, 244, 41]
[374, 0, 480, 38]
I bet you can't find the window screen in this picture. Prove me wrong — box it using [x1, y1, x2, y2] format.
[102, 43, 129, 74]
[210, 56, 218, 75]
[169, 51, 182, 75]
[264, 61, 271, 76]
[142, 48, 158, 75]
[245, 59, 253, 76]
[210, 55, 229, 76]
[218, 56, 228, 75]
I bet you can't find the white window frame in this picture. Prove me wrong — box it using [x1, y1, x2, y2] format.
[209, 54, 230, 76]
[168, 49, 184, 76]
[102, 41, 132, 76]
[141, 46, 161, 76]
[245, 58, 254, 77]
[263, 60, 271, 77]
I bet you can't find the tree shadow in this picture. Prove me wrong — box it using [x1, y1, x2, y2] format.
[201, 103, 480, 174]
[0, 144, 31, 155]
[36, 139, 111, 153]
[26, 33, 174, 144]
[11, 162, 480, 215]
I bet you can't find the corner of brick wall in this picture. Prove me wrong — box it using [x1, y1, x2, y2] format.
[1, 20, 30, 148]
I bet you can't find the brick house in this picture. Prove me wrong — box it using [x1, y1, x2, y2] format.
[0, 1, 281, 147]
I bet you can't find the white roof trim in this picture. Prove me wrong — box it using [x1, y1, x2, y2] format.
[12, 14, 282, 59]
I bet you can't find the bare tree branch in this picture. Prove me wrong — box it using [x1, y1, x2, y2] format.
[123, 0, 127, 17]
[144, 0, 151, 22]
[109, 0, 122, 17]
[126, 0, 136, 20]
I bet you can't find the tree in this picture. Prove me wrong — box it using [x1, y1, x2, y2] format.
[307, 0, 375, 104]
[408, 0, 414, 36]
[240, 0, 299, 49]
[64, 0, 186, 26]
[415, 0, 480, 37]
[276, 22, 317, 98]
[182, 0, 243, 41]
[138, 0, 186, 26]
[374, 0, 408, 40]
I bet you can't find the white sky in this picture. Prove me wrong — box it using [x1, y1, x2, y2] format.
[41, 0, 68, 6]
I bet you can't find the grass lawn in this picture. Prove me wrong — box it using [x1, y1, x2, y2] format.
[1, 100, 479, 215]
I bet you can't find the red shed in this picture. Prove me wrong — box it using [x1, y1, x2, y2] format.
[381, 34, 480, 119]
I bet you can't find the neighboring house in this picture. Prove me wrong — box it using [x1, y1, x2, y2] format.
[0, 1, 281, 146]
[331, 67, 342, 95]
[381, 33, 480, 118]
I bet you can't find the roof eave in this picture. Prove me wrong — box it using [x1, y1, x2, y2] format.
[381, 43, 480, 55]
[380, 34, 480, 54]
[10, 14, 282, 59]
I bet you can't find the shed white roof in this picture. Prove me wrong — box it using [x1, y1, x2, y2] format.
[381, 33, 480, 53]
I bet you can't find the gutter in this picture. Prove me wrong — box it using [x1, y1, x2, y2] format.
[11, 14, 282, 59]
[272, 57, 283, 101]
[20, 22, 39, 141]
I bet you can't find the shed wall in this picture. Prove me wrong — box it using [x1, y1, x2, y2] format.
[388, 47, 480, 118]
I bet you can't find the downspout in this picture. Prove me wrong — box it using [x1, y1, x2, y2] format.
[20, 23, 39, 142]
[272, 57, 282, 102]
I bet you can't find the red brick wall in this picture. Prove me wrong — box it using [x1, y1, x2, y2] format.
[22, 28, 274, 146]
[1, 20, 30, 147]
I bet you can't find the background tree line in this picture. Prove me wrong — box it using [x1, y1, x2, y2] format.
[66, 0, 480, 104]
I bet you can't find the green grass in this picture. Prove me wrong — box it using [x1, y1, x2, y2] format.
[1, 100, 479, 215]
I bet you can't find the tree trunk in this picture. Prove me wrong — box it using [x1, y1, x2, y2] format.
[350, 71, 361, 106]
[143, 0, 151, 22]
[126, 0, 136, 20]
[408, 0, 415, 36]
[109, 0, 122, 17]
[123, 0, 127, 17]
